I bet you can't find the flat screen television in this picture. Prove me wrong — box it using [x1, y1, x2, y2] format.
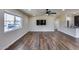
[74, 16, 79, 27]
[36, 20, 46, 25]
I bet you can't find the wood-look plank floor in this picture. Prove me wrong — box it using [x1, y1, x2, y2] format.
[7, 31, 79, 50]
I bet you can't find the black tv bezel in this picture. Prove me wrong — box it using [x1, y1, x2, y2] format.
[36, 20, 46, 25]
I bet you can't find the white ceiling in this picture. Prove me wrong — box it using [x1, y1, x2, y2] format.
[65, 9, 79, 15]
[20, 9, 79, 16]
[20, 9, 62, 16]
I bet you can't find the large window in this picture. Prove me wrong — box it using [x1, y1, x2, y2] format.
[4, 13, 22, 32]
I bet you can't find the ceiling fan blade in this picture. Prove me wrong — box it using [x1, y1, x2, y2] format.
[51, 12, 56, 14]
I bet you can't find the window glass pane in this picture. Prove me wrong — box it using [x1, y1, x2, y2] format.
[15, 16, 22, 28]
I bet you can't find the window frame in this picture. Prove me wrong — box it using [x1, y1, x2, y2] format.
[4, 12, 22, 32]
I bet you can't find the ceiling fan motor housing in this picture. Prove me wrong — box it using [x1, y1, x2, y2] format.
[46, 9, 56, 15]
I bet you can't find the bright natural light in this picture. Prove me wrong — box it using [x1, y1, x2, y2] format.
[4, 13, 22, 32]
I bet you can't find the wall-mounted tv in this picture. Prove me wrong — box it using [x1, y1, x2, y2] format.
[36, 20, 46, 25]
[74, 16, 79, 27]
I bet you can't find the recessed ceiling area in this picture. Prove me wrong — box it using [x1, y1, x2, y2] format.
[19, 9, 79, 17]
[19, 9, 62, 16]
[20, 9, 46, 16]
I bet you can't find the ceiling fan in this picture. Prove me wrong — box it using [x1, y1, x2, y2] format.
[45, 9, 56, 15]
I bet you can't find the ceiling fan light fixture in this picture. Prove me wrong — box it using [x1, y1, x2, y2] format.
[46, 14, 49, 16]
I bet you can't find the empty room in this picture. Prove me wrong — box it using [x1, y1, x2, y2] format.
[0, 9, 79, 50]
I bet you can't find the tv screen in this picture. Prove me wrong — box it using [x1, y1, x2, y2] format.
[74, 16, 79, 27]
[36, 20, 46, 25]
[37, 20, 40, 25]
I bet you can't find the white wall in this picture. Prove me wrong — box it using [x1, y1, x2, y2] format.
[0, 9, 29, 49]
[58, 14, 76, 38]
[29, 15, 56, 32]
